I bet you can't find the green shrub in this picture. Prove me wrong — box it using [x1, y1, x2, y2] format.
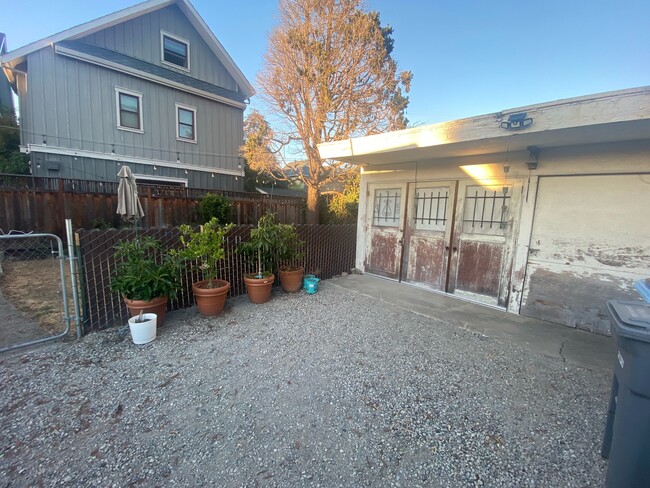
[198, 193, 232, 225]
[173, 218, 234, 288]
[110, 236, 181, 301]
[238, 213, 303, 277]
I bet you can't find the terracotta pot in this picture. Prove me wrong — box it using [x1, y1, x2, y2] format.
[279, 266, 304, 293]
[192, 279, 230, 316]
[243, 274, 275, 304]
[124, 296, 168, 327]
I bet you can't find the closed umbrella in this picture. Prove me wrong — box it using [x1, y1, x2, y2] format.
[116, 166, 144, 221]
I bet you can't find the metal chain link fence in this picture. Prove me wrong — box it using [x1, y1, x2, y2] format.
[77, 225, 357, 332]
[0, 233, 75, 350]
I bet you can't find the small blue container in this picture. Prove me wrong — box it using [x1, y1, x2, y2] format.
[303, 274, 315, 287]
[304, 276, 320, 294]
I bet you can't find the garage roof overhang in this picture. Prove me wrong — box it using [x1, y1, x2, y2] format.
[317, 86, 650, 166]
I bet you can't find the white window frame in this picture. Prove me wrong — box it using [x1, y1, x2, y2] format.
[115, 87, 144, 133]
[160, 30, 190, 72]
[175, 103, 197, 143]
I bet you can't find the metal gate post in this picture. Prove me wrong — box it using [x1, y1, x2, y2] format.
[65, 219, 82, 339]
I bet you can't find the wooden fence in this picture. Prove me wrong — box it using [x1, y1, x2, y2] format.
[1, 174, 305, 236]
[76, 224, 357, 332]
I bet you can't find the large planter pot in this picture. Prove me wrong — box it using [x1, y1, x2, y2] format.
[279, 266, 304, 293]
[244, 273, 275, 304]
[192, 279, 230, 316]
[124, 296, 168, 327]
[128, 313, 157, 344]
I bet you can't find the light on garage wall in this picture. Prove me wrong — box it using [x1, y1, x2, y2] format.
[526, 146, 539, 170]
[500, 112, 533, 130]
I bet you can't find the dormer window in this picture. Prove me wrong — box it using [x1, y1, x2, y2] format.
[161, 31, 190, 71]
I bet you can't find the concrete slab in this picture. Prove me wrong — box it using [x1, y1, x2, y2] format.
[330, 273, 616, 372]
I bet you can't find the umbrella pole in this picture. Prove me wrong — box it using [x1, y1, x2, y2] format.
[133, 182, 139, 236]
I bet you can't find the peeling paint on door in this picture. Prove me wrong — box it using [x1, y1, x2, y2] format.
[456, 240, 504, 297]
[521, 174, 650, 335]
[406, 236, 446, 288]
[369, 230, 400, 278]
[520, 267, 642, 335]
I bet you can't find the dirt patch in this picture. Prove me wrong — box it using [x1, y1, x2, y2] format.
[0, 259, 74, 334]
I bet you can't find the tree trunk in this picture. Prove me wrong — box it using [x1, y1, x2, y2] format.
[306, 186, 319, 225]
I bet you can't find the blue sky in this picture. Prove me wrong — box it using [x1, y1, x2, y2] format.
[2, 0, 649, 125]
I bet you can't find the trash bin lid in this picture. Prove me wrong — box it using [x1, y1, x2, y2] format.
[607, 300, 650, 343]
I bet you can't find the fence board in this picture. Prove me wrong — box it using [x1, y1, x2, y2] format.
[1, 174, 305, 235]
[77, 224, 357, 332]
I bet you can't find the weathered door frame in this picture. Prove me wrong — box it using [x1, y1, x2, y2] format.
[364, 182, 408, 280]
[399, 181, 457, 291]
[447, 179, 523, 307]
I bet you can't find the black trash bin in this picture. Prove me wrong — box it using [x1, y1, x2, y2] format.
[601, 300, 650, 488]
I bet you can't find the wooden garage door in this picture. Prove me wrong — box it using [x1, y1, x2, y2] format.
[520, 174, 650, 335]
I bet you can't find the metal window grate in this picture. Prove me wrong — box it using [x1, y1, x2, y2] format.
[373, 189, 401, 226]
[463, 187, 510, 233]
[414, 188, 448, 230]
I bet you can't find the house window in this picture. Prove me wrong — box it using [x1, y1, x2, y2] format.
[176, 103, 197, 142]
[115, 88, 143, 132]
[161, 31, 190, 70]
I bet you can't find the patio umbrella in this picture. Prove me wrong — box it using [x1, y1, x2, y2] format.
[116, 166, 144, 221]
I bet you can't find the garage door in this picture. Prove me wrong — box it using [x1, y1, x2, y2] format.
[520, 174, 650, 335]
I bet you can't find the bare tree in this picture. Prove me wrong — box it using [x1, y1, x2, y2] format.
[243, 0, 411, 224]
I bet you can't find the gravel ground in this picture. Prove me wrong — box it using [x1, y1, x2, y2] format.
[1, 280, 610, 487]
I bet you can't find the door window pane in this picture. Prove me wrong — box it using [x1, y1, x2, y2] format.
[373, 189, 401, 227]
[414, 187, 448, 231]
[462, 185, 511, 236]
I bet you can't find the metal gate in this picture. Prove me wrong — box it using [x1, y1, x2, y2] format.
[0, 225, 82, 352]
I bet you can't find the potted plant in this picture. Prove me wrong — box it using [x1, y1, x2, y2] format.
[110, 235, 180, 327]
[174, 218, 234, 316]
[128, 311, 157, 345]
[237, 213, 278, 304]
[276, 222, 305, 293]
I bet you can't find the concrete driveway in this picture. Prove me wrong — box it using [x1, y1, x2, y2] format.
[0, 276, 613, 487]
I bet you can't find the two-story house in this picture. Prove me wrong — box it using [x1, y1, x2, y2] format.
[0, 0, 254, 190]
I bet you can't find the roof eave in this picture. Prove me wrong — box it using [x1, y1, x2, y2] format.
[0, 0, 255, 99]
[318, 86, 650, 166]
[0, 0, 172, 66]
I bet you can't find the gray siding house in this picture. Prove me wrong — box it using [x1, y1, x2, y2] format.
[0, 0, 254, 190]
[0, 34, 13, 110]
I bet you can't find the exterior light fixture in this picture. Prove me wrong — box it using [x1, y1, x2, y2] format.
[111, 145, 116, 156]
[42, 135, 47, 145]
[153, 164, 157, 171]
[177, 153, 181, 164]
[527, 146, 539, 170]
[500, 112, 532, 130]
[211, 173, 215, 178]
[184, 168, 188, 175]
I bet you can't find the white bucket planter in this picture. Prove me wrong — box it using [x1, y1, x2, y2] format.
[128, 313, 157, 344]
